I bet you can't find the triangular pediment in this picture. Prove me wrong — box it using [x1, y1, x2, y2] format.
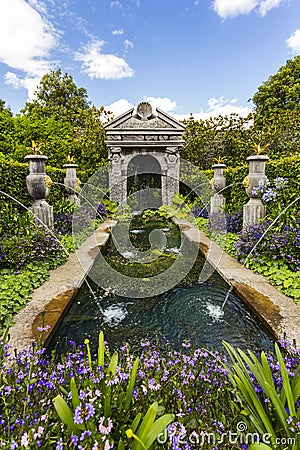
[104, 105, 185, 131]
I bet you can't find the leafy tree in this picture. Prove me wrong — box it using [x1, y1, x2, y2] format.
[22, 69, 90, 127]
[253, 56, 300, 122]
[72, 106, 110, 171]
[17, 70, 110, 169]
[182, 113, 254, 169]
[0, 99, 15, 155]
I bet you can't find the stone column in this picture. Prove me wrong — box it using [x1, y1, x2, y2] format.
[243, 155, 269, 229]
[210, 163, 226, 214]
[25, 154, 54, 229]
[63, 163, 80, 206]
[109, 147, 126, 205]
[165, 147, 180, 205]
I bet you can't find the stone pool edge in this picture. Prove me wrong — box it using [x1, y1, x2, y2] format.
[173, 217, 300, 345]
[6, 217, 300, 354]
[6, 219, 118, 353]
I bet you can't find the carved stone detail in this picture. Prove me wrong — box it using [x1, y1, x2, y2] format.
[105, 102, 185, 206]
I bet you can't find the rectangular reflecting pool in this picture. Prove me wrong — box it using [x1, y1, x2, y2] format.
[47, 215, 274, 356]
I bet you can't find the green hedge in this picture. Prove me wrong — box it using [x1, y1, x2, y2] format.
[1, 153, 299, 216]
[203, 154, 300, 214]
[0, 155, 90, 211]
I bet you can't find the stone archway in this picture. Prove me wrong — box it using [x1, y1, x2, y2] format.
[127, 154, 162, 211]
[105, 102, 185, 207]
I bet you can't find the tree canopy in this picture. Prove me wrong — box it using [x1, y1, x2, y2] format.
[252, 56, 300, 122]
[22, 69, 91, 127]
[0, 71, 110, 170]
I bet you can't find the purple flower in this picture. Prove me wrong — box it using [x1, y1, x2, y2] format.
[56, 438, 63, 450]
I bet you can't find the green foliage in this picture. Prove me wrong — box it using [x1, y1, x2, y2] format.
[0, 263, 49, 332]
[0, 154, 67, 211]
[53, 331, 174, 448]
[245, 257, 300, 304]
[223, 341, 300, 449]
[22, 69, 90, 126]
[102, 198, 118, 217]
[0, 70, 109, 169]
[253, 56, 300, 122]
[195, 217, 239, 257]
[141, 194, 194, 222]
[209, 154, 300, 217]
[182, 113, 254, 169]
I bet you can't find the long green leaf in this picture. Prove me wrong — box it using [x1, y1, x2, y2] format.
[263, 382, 290, 437]
[124, 356, 139, 412]
[70, 377, 80, 409]
[248, 443, 273, 450]
[132, 402, 157, 450]
[97, 330, 104, 368]
[143, 414, 174, 448]
[291, 374, 300, 402]
[104, 385, 112, 418]
[131, 413, 142, 433]
[53, 395, 77, 433]
[108, 352, 118, 376]
[117, 439, 125, 450]
[234, 375, 276, 439]
[275, 343, 296, 417]
[224, 343, 276, 440]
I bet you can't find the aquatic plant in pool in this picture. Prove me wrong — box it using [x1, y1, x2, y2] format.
[48, 215, 274, 356]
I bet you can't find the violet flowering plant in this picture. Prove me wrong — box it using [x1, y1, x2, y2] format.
[1, 328, 299, 449]
[0, 328, 251, 450]
[252, 177, 297, 228]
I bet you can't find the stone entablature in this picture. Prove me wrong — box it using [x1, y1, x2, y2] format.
[104, 102, 185, 206]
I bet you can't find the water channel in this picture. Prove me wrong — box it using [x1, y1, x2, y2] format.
[48, 215, 274, 355]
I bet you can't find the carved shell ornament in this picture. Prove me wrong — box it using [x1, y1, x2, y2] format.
[243, 176, 250, 188]
[136, 102, 153, 120]
[45, 175, 52, 188]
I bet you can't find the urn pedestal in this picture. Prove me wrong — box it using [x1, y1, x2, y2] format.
[210, 163, 226, 214]
[25, 154, 54, 229]
[243, 155, 269, 229]
[63, 163, 80, 206]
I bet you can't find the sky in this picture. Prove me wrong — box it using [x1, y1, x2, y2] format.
[0, 0, 299, 120]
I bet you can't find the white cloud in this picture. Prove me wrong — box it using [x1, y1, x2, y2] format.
[111, 1, 122, 7]
[75, 40, 135, 80]
[112, 29, 124, 35]
[172, 97, 252, 121]
[105, 96, 251, 121]
[106, 98, 134, 116]
[212, 0, 258, 19]
[4, 71, 41, 99]
[258, 0, 283, 16]
[0, 0, 58, 98]
[212, 0, 284, 18]
[144, 96, 177, 112]
[286, 29, 300, 53]
[124, 39, 134, 49]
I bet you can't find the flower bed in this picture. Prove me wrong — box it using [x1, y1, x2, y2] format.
[0, 333, 299, 449]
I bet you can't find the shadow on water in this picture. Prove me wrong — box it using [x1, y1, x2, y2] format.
[47, 215, 274, 357]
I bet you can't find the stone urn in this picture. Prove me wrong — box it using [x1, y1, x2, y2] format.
[243, 155, 269, 229]
[210, 163, 226, 214]
[211, 163, 226, 193]
[25, 154, 50, 200]
[25, 154, 54, 228]
[243, 155, 269, 198]
[63, 163, 80, 205]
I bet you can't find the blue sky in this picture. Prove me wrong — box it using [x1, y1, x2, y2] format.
[0, 0, 299, 119]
